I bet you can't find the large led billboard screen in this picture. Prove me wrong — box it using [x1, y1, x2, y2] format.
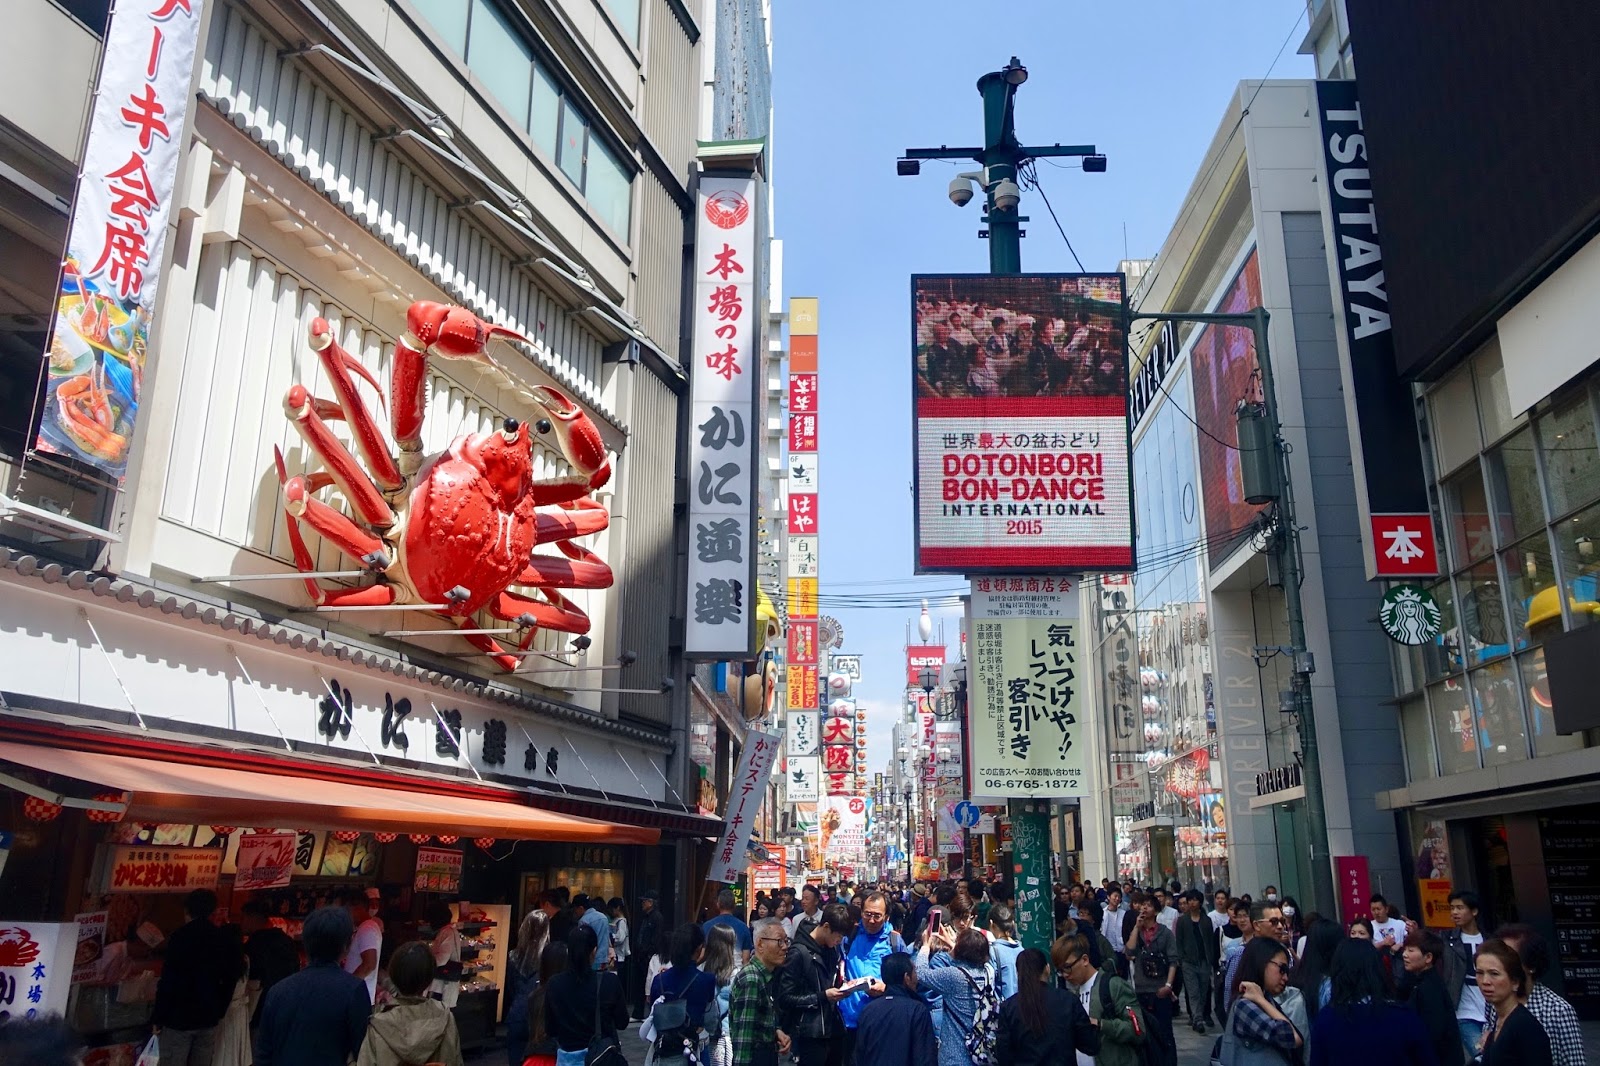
[911, 274, 1132, 574]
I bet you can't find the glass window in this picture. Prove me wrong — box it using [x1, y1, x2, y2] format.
[1470, 660, 1527, 767]
[1400, 696, 1435, 781]
[1503, 534, 1557, 651]
[1485, 428, 1544, 544]
[586, 138, 632, 236]
[1456, 560, 1510, 666]
[1554, 500, 1600, 631]
[1443, 465, 1493, 565]
[558, 98, 587, 188]
[1429, 366, 1480, 475]
[530, 65, 560, 159]
[411, 0, 469, 53]
[1518, 647, 1585, 758]
[1472, 338, 1526, 444]
[1422, 577, 1462, 681]
[467, 0, 533, 128]
[1539, 396, 1600, 518]
[1428, 680, 1479, 775]
[602, 0, 640, 42]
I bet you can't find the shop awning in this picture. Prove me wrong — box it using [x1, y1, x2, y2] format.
[0, 741, 658, 845]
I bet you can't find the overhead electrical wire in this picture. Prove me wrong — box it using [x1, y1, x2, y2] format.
[1019, 160, 1087, 272]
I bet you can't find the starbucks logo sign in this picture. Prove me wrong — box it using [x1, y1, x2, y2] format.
[1379, 584, 1442, 646]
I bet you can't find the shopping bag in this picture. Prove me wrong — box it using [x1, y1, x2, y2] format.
[134, 1033, 159, 1066]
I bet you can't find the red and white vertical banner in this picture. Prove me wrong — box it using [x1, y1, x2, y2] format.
[707, 730, 780, 884]
[687, 174, 761, 658]
[37, 0, 204, 481]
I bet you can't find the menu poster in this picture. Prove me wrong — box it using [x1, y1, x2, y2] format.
[105, 846, 221, 894]
[1540, 813, 1600, 1019]
[71, 911, 108, 983]
[414, 847, 463, 893]
[235, 833, 297, 891]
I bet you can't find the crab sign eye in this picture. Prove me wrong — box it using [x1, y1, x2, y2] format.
[535, 418, 553, 435]
[500, 417, 521, 442]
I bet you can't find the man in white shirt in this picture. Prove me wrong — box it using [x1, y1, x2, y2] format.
[1370, 893, 1408, 965]
[341, 887, 383, 1003]
[786, 884, 821, 940]
[1154, 889, 1180, 933]
[1208, 889, 1231, 932]
[1445, 890, 1488, 1062]
[1100, 887, 1132, 973]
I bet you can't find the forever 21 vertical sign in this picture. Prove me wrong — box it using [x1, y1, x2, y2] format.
[686, 174, 761, 658]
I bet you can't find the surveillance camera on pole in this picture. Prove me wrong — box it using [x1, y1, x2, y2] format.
[948, 172, 983, 207]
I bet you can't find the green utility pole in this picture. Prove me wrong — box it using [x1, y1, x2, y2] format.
[900, 58, 1103, 952]
[1130, 308, 1334, 918]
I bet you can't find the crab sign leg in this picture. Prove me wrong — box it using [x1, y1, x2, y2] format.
[307, 318, 403, 492]
[284, 384, 397, 529]
[457, 625, 523, 674]
[274, 447, 396, 606]
[392, 302, 529, 465]
[490, 589, 593, 638]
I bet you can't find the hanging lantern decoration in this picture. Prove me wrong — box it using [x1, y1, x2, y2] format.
[21, 797, 63, 823]
[474, 836, 497, 851]
[409, 833, 432, 845]
[250, 828, 278, 836]
[210, 826, 236, 837]
[373, 832, 398, 844]
[331, 830, 361, 844]
[85, 791, 126, 824]
[435, 835, 459, 845]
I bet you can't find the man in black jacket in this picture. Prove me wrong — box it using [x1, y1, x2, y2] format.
[852, 952, 933, 1066]
[254, 905, 372, 1066]
[238, 900, 298, 1027]
[1174, 890, 1219, 1033]
[632, 890, 663, 1018]
[775, 903, 853, 1066]
[151, 888, 241, 1065]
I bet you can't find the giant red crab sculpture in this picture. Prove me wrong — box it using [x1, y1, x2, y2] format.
[272, 301, 612, 672]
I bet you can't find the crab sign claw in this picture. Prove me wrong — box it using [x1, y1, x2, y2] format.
[531, 385, 611, 489]
[393, 302, 530, 464]
[406, 301, 528, 359]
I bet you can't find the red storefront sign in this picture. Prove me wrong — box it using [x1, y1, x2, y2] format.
[1371, 514, 1441, 578]
[1336, 855, 1372, 926]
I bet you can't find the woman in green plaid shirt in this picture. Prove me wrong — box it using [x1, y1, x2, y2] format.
[729, 919, 793, 1066]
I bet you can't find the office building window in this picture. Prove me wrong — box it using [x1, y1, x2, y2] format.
[468, 0, 534, 128]
[603, 0, 640, 42]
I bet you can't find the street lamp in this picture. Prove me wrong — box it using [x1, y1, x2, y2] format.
[918, 666, 939, 694]
[903, 783, 914, 879]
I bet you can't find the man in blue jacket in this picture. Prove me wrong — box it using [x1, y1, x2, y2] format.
[839, 892, 904, 1064]
[853, 952, 934, 1066]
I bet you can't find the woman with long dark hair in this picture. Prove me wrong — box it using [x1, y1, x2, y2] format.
[542, 924, 629, 1064]
[525, 940, 570, 1066]
[1305, 939, 1432, 1066]
[1291, 917, 1344, 1015]
[505, 909, 551, 1066]
[1218, 937, 1304, 1066]
[992, 947, 1100, 1066]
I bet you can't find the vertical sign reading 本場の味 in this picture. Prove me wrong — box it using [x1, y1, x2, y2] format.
[687, 175, 761, 658]
[912, 274, 1132, 573]
[37, 0, 204, 481]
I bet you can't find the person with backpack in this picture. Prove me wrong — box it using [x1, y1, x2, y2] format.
[916, 926, 1000, 1066]
[543, 924, 628, 1066]
[1055, 934, 1147, 1066]
[1123, 894, 1178, 1066]
[838, 892, 903, 1063]
[774, 903, 853, 1066]
[993, 947, 1099, 1066]
[356, 941, 463, 1066]
[987, 906, 1025, 1002]
[646, 924, 719, 1066]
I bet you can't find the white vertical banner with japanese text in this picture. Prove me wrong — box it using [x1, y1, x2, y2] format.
[38, 0, 204, 481]
[969, 577, 1086, 795]
[687, 174, 760, 658]
[708, 730, 780, 884]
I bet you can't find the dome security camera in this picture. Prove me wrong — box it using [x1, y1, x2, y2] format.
[948, 175, 975, 207]
[992, 178, 1022, 212]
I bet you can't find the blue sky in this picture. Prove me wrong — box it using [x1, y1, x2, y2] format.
[770, 1, 1313, 775]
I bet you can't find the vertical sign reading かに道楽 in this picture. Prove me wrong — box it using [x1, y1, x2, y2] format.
[37, 0, 204, 480]
[686, 174, 761, 658]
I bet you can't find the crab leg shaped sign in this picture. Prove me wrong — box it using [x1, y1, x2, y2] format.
[273, 300, 613, 671]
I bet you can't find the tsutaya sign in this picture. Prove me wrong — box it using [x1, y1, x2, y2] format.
[37, 0, 205, 481]
[686, 169, 763, 658]
[1313, 79, 1437, 580]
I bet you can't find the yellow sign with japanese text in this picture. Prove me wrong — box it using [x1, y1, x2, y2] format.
[788, 577, 818, 619]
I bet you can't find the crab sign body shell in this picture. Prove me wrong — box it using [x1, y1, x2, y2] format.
[275, 302, 614, 670]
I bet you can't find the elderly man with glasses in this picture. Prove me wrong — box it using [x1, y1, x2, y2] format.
[1221, 899, 1286, 1017]
[838, 892, 901, 1065]
[730, 918, 793, 1066]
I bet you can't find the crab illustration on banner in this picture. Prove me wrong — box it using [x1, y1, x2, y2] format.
[269, 302, 612, 671]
